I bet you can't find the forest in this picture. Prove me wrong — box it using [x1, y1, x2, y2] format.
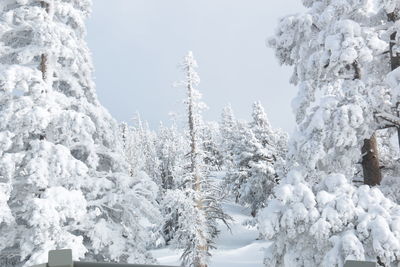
[1, 0, 400, 267]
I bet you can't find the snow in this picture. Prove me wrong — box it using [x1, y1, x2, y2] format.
[152, 201, 271, 267]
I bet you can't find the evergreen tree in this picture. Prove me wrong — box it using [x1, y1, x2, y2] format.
[259, 1, 400, 266]
[268, 0, 400, 183]
[219, 104, 238, 169]
[0, 1, 159, 265]
[200, 121, 224, 171]
[156, 122, 187, 191]
[224, 103, 287, 217]
[155, 122, 188, 246]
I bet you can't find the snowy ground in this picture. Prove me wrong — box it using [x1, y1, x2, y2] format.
[151, 201, 271, 267]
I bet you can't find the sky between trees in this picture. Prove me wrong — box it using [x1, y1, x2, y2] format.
[86, 0, 305, 133]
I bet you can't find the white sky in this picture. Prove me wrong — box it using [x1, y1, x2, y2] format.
[86, 0, 304, 133]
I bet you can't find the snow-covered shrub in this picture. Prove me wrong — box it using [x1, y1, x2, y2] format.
[258, 170, 400, 267]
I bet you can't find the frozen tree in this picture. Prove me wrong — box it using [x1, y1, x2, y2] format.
[250, 102, 288, 178]
[156, 123, 188, 244]
[156, 122, 187, 191]
[258, 1, 400, 266]
[268, 0, 400, 183]
[258, 170, 400, 267]
[133, 114, 160, 181]
[200, 121, 224, 171]
[224, 103, 287, 217]
[120, 115, 160, 182]
[219, 104, 238, 168]
[164, 51, 230, 267]
[0, 0, 159, 265]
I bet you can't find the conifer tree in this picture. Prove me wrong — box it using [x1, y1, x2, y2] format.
[259, 1, 400, 266]
[224, 102, 287, 217]
[219, 104, 238, 168]
[0, 1, 159, 265]
[268, 0, 400, 183]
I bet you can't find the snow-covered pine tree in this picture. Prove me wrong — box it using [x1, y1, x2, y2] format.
[200, 121, 224, 171]
[156, 122, 188, 245]
[224, 102, 287, 217]
[0, 1, 159, 265]
[219, 104, 238, 169]
[250, 101, 288, 178]
[132, 114, 161, 182]
[156, 121, 187, 192]
[268, 0, 400, 183]
[258, 1, 400, 266]
[163, 51, 230, 267]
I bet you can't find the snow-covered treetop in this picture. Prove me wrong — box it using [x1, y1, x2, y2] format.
[180, 51, 200, 87]
[176, 51, 208, 140]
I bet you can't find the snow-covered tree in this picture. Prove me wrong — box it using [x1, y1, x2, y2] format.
[200, 121, 224, 171]
[0, 1, 159, 265]
[268, 0, 400, 183]
[156, 121, 187, 191]
[164, 51, 230, 267]
[152, 122, 188, 246]
[258, 1, 400, 266]
[133, 114, 160, 181]
[258, 170, 400, 267]
[219, 104, 238, 168]
[224, 103, 287, 217]
[120, 115, 160, 182]
[250, 102, 288, 178]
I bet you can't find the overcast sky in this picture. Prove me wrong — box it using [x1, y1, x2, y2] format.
[86, 0, 304, 133]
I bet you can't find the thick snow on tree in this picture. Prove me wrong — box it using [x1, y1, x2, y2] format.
[223, 102, 287, 217]
[219, 104, 238, 168]
[200, 121, 224, 171]
[0, 0, 159, 265]
[258, 170, 400, 267]
[120, 115, 160, 182]
[269, 0, 400, 179]
[258, 1, 400, 266]
[156, 122, 187, 191]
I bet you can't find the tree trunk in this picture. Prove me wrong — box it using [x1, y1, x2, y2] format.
[40, 1, 50, 81]
[351, 61, 383, 186]
[187, 71, 208, 267]
[388, 11, 400, 151]
[361, 134, 382, 186]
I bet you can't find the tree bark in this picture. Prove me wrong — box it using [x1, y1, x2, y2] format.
[361, 134, 382, 186]
[40, 1, 49, 81]
[187, 68, 208, 267]
[351, 60, 383, 186]
[388, 11, 400, 151]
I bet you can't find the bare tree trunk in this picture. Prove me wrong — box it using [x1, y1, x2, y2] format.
[187, 73, 208, 267]
[361, 134, 382, 186]
[351, 61, 383, 186]
[40, 53, 48, 80]
[40, 1, 50, 81]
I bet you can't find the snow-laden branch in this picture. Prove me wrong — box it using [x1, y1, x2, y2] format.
[375, 111, 400, 127]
